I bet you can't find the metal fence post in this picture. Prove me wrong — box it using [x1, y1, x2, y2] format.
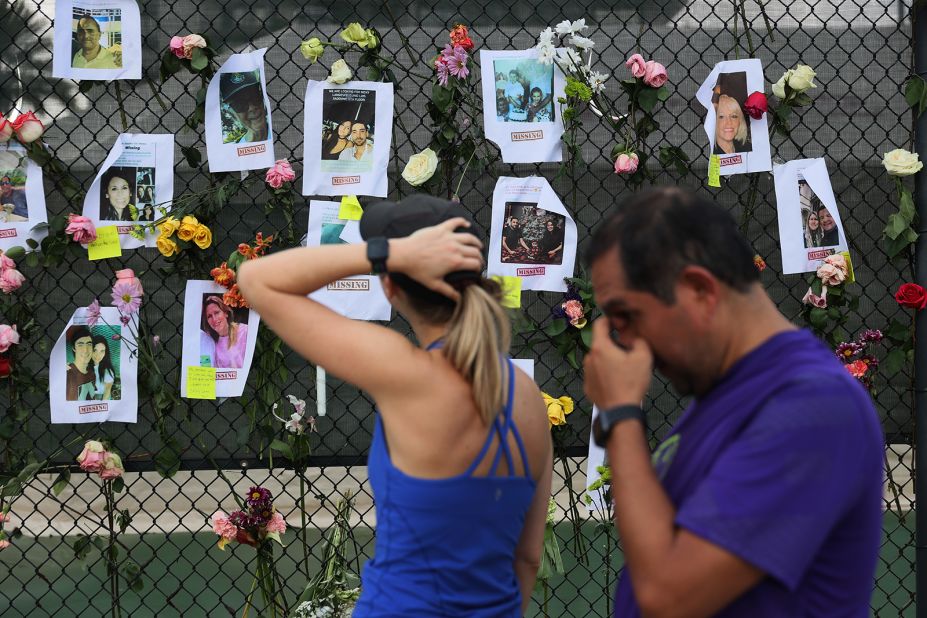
[916, 5, 927, 616]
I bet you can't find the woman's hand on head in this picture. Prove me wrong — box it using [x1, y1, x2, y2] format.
[390, 217, 484, 302]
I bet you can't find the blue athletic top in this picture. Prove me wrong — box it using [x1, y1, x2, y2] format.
[353, 354, 537, 617]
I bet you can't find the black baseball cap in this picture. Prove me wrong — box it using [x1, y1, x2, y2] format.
[360, 194, 483, 295]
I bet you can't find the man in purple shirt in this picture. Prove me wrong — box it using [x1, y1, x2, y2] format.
[583, 188, 883, 617]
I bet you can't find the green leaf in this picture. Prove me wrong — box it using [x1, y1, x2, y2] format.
[270, 439, 293, 459]
[51, 469, 71, 496]
[17, 462, 42, 483]
[637, 87, 659, 114]
[190, 48, 208, 71]
[808, 307, 828, 328]
[905, 76, 927, 117]
[900, 189, 916, 224]
[882, 348, 907, 377]
[4, 246, 25, 260]
[885, 318, 910, 343]
[0, 480, 22, 498]
[544, 319, 569, 337]
[25, 238, 37, 250]
[884, 213, 908, 240]
[111, 477, 125, 494]
[78, 80, 97, 94]
[656, 85, 671, 102]
[154, 438, 182, 479]
[181, 146, 201, 169]
[432, 83, 453, 112]
[580, 326, 593, 350]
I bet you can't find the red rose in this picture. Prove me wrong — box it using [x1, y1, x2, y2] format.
[895, 283, 927, 310]
[0, 353, 10, 378]
[744, 91, 768, 120]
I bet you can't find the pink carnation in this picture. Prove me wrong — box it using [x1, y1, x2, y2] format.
[0, 324, 20, 353]
[211, 511, 238, 540]
[625, 53, 647, 78]
[0, 267, 24, 294]
[65, 214, 97, 245]
[169, 36, 185, 59]
[265, 159, 296, 189]
[265, 511, 287, 534]
[643, 60, 668, 88]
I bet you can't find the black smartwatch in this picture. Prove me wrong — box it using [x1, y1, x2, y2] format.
[366, 237, 389, 274]
[592, 405, 645, 447]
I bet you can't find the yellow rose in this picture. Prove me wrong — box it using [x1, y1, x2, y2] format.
[300, 38, 325, 63]
[177, 215, 199, 242]
[340, 23, 369, 47]
[401, 148, 439, 186]
[326, 59, 352, 85]
[158, 216, 180, 238]
[364, 28, 378, 49]
[193, 224, 212, 249]
[156, 234, 178, 257]
[883, 148, 924, 177]
[542, 392, 574, 428]
[787, 64, 816, 92]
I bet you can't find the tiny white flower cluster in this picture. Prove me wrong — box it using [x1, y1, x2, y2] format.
[272, 394, 317, 435]
[536, 19, 608, 93]
[293, 598, 358, 618]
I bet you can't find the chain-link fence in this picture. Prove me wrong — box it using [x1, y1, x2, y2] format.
[0, 0, 917, 616]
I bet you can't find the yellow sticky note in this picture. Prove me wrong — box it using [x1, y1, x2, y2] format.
[707, 155, 721, 188]
[339, 195, 363, 221]
[186, 366, 216, 400]
[87, 225, 122, 261]
[840, 251, 855, 284]
[492, 276, 522, 308]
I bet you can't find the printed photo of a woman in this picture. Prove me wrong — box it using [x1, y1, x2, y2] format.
[321, 120, 352, 160]
[201, 295, 249, 369]
[714, 94, 751, 155]
[90, 334, 117, 400]
[100, 166, 137, 221]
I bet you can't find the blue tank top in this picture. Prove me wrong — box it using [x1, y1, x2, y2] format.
[353, 355, 537, 617]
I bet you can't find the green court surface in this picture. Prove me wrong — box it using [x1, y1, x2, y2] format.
[0, 513, 913, 617]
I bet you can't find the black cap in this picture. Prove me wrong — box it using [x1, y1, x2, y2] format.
[360, 194, 482, 294]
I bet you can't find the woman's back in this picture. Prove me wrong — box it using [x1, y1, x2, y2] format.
[354, 350, 550, 617]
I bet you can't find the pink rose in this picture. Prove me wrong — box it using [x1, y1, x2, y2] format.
[0, 253, 15, 271]
[802, 286, 827, 308]
[625, 53, 646, 79]
[816, 262, 846, 287]
[65, 214, 97, 245]
[99, 452, 124, 480]
[11, 112, 44, 144]
[822, 254, 848, 275]
[642, 61, 667, 88]
[265, 159, 296, 189]
[613, 152, 639, 175]
[0, 540, 10, 550]
[169, 36, 185, 59]
[0, 114, 11, 143]
[211, 511, 238, 540]
[114, 269, 144, 296]
[182, 34, 207, 60]
[0, 268, 24, 294]
[0, 324, 19, 353]
[77, 440, 106, 473]
[265, 511, 287, 534]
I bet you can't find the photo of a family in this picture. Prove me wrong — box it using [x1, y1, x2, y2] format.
[493, 58, 555, 123]
[800, 179, 841, 248]
[71, 7, 122, 69]
[99, 166, 154, 221]
[712, 71, 752, 155]
[320, 89, 376, 172]
[0, 153, 28, 223]
[219, 70, 270, 144]
[200, 294, 250, 369]
[65, 325, 121, 402]
[500, 202, 565, 265]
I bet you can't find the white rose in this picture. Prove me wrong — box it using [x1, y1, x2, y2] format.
[771, 73, 788, 99]
[787, 64, 816, 92]
[883, 148, 924, 177]
[401, 148, 439, 186]
[326, 59, 352, 85]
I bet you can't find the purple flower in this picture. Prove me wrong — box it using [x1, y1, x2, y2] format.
[440, 43, 456, 63]
[859, 329, 883, 343]
[86, 299, 101, 327]
[436, 61, 449, 86]
[111, 334, 121, 341]
[834, 342, 862, 361]
[245, 486, 273, 508]
[860, 354, 879, 369]
[111, 281, 143, 315]
[120, 315, 130, 325]
[447, 46, 469, 79]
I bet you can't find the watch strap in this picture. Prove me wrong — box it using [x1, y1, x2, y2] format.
[594, 404, 645, 447]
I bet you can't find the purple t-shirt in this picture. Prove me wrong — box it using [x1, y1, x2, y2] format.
[614, 330, 883, 617]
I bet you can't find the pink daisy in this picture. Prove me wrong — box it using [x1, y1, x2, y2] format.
[111, 281, 142, 315]
[436, 61, 450, 86]
[86, 299, 101, 327]
[447, 46, 469, 79]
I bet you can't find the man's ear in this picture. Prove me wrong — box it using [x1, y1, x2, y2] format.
[677, 265, 721, 316]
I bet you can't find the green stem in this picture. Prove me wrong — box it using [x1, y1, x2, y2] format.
[113, 82, 128, 132]
[739, 175, 762, 236]
[145, 78, 169, 112]
[738, 0, 756, 57]
[452, 148, 478, 198]
[104, 480, 121, 618]
[299, 471, 310, 580]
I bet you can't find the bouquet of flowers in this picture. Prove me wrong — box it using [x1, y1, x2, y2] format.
[210, 232, 274, 308]
[546, 277, 595, 368]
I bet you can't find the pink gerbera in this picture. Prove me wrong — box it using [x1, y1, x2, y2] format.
[111, 281, 143, 315]
[447, 46, 469, 79]
[436, 61, 450, 86]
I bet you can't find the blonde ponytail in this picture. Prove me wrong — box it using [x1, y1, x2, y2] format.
[443, 281, 511, 425]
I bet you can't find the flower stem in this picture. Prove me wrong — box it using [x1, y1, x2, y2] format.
[113, 82, 128, 132]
